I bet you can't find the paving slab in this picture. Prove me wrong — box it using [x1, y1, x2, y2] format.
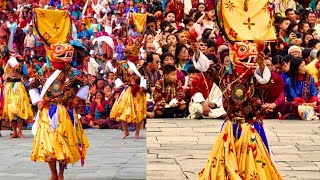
[0, 129, 146, 180]
[147, 119, 320, 180]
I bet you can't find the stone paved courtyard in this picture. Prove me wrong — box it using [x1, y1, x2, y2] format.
[0, 129, 146, 180]
[147, 119, 320, 180]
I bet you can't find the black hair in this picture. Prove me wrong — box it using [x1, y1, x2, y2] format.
[160, 52, 174, 65]
[206, 39, 217, 52]
[298, 20, 309, 32]
[175, 43, 188, 66]
[95, 89, 105, 99]
[183, 17, 193, 27]
[307, 28, 317, 35]
[160, 20, 171, 31]
[272, 55, 283, 65]
[202, 28, 213, 39]
[317, 50, 320, 57]
[146, 15, 156, 24]
[197, 3, 206, 11]
[288, 58, 304, 84]
[162, 64, 176, 75]
[162, 44, 171, 53]
[285, 8, 294, 16]
[146, 52, 159, 63]
[194, 11, 203, 22]
[281, 54, 294, 64]
[166, 34, 178, 44]
[165, 11, 175, 18]
[307, 39, 320, 48]
[302, 48, 312, 59]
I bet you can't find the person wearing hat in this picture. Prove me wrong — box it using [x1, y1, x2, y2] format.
[187, 64, 226, 119]
[110, 36, 147, 139]
[2, 55, 34, 138]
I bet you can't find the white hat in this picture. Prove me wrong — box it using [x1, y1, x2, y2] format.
[89, 50, 95, 55]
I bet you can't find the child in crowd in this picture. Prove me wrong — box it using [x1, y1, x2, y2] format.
[153, 64, 187, 118]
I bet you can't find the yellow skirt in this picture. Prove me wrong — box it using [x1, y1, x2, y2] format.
[31, 105, 89, 165]
[198, 121, 242, 180]
[110, 86, 146, 123]
[2, 82, 34, 122]
[199, 121, 282, 180]
[235, 124, 282, 180]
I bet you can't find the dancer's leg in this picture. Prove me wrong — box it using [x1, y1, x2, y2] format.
[48, 159, 58, 180]
[121, 121, 129, 139]
[17, 118, 24, 138]
[135, 121, 142, 139]
[58, 161, 65, 180]
[9, 120, 18, 138]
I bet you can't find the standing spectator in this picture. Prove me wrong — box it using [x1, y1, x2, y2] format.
[24, 25, 35, 55]
[165, 0, 184, 23]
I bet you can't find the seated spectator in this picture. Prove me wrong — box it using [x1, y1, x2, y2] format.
[286, 58, 318, 107]
[261, 58, 297, 119]
[82, 90, 112, 129]
[160, 52, 185, 82]
[288, 45, 302, 57]
[153, 65, 187, 118]
[103, 84, 121, 129]
[271, 55, 284, 75]
[187, 65, 226, 119]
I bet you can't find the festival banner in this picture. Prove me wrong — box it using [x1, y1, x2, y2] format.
[34, 8, 71, 44]
[218, 0, 276, 41]
[133, 13, 147, 33]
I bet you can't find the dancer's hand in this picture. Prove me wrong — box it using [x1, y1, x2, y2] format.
[37, 101, 44, 110]
[256, 52, 266, 67]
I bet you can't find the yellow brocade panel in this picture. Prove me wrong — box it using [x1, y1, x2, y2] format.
[199, 122, 282, 179]
[199, 121, 242, 180]
[133, 13, 147, 33]
[221, 0, 276, 41]
[110, 87, 146, 123]
[235, 124, 282, 180]
[35, 8, 71, 44]
[31, 105, 89, 164]
[2, 82, 34, 122]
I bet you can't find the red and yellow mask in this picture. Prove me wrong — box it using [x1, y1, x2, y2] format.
[229, 41, 264, 75]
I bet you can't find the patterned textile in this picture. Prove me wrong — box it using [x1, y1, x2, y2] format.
[2, 82, 34, 122]
[34, 8, 71, 44]
[153, 79, 185, 110]
[31, 104, 89, 165]
[216, 0, 276, 41]
[110, 86, 146, 123]
[199, 121, 282, 180]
